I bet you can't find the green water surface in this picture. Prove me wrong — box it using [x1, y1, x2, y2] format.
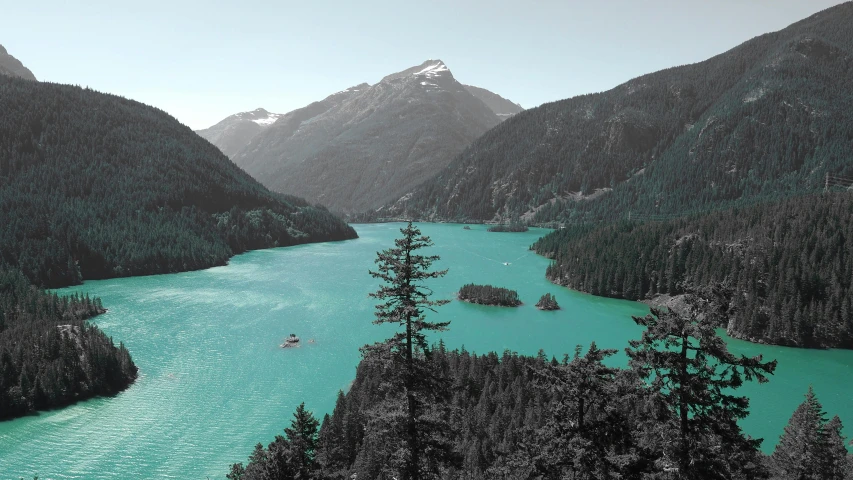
[1, 223, 850, 478]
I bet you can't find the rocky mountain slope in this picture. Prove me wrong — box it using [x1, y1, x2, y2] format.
[463, 84, 523, 120]
[389, 3, 853, 223]
[0, 44, 36, 80]
[227, 60, 514, 213]
[196, 108, 282, 158]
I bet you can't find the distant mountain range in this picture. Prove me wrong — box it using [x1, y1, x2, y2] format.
[196, 108, 283, 158]
[389, 2, 853, 223]
[197, 60, 523, 213]
[0, 44, 36, 80]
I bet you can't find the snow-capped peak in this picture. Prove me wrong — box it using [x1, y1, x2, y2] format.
[414, 60, 448, 78]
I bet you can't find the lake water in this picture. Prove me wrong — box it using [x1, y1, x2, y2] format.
[1, 223, 851, 478]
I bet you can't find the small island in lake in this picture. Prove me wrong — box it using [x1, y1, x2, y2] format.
[458, 283, 521, 307]
[535, 293, 560, 310]
[281, 334, 301, 348]
[487, 223, 528, 232]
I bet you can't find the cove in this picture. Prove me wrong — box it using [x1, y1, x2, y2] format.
[1, 223, 851, 478]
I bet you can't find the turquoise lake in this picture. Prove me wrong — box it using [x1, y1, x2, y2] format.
[1, 223, 851, 478]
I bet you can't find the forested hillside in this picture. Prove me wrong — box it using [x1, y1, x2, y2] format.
[533, 192, 853, 349]
[388, 3, 853, 223]
[0, 268, 137, 420]
[0, 74, 357, 289]
[229, 337, 852, 479]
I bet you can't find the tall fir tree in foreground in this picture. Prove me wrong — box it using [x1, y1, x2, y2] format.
[367, 222, 452, 480]
[627, 293, 777, 479]
[771, 387, 850, 480]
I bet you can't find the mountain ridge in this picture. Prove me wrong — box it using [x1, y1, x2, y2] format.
[196, 107, 283, 158]
[386, 2, 853, 223]
[0, 44, 36, 81]
[463, 84, 524, 120]
[201, 60, 522, 213]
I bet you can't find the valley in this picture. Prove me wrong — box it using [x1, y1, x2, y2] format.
[2, 2, 853, 478]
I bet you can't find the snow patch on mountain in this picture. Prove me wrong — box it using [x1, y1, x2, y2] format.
[252, 113, 281, 126]
[414, 61, 449, 78]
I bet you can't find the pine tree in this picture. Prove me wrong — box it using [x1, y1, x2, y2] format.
[368, 222, 451, 480]
[824, 415, 850, 480]
[284, 402, 320, 478]
[771, 387, 850, 480]
[626, 296, 777, 479]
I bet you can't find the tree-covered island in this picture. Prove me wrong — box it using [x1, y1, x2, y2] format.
[458, 284, 522, 307]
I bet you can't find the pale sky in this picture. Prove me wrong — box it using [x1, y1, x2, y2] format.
[2, 0, 847, 130]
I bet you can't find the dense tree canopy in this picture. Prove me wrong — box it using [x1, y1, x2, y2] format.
[533, 192, 853, 349]
[0, 268, 136, 419]
[458, 284, 521, 307]
[0, 74, 356, 289]
[230, 305, 851, 479]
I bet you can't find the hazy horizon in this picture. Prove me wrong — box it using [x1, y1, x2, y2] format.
[3, 0, 848, 130]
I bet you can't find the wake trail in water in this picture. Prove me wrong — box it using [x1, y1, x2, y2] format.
[450, 245, 529, 265]
[448, 245, 501, 264]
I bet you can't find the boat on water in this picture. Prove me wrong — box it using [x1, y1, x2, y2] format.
[280, 334, 300, 348]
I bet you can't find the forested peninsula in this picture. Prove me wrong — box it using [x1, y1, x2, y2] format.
[0, 74, 356, 418]
[533, 193, 853, 349]
[0, 268, 136, 419]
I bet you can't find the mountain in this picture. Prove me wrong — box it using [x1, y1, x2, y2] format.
[225, 84, 369, 174]
[463, 84, 523, 120]
[196, 108, 282, 158]
[0, 44, 36, 80]
[230, 60, 504, 213]
[389, 3, 853, 222]
[0, 73, 357, 289]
